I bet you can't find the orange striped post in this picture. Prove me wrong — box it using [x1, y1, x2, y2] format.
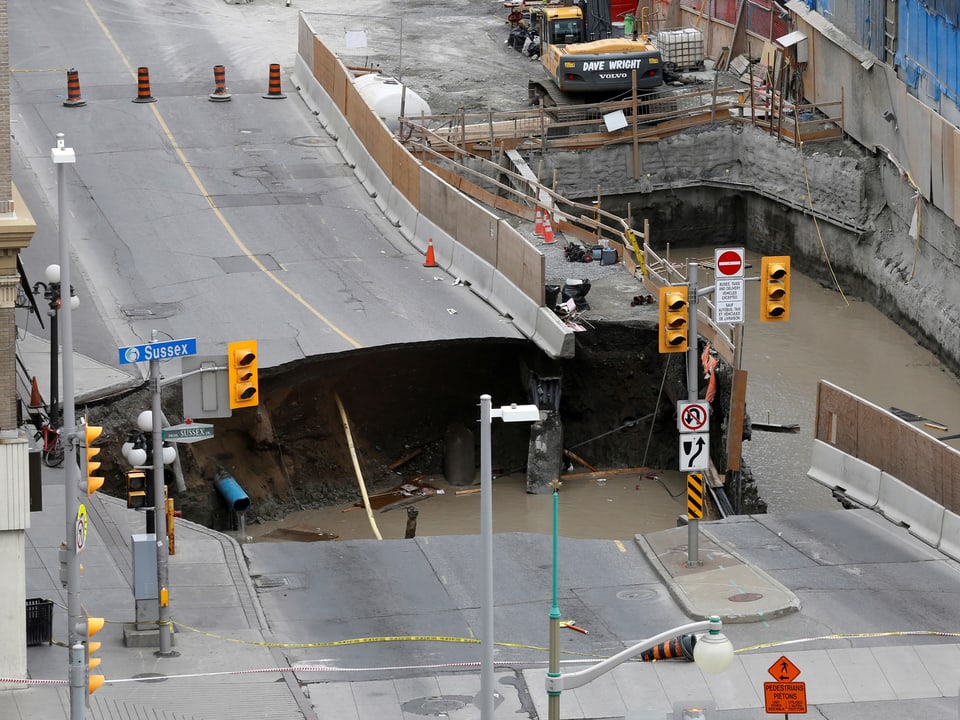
[63, 69, 86, 107]
[132, 67, 157, 103]
[209, 65, 231, 102]
[262, 63, 287, 99]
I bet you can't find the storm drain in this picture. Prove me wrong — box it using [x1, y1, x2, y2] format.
[252, 574, 305, 592]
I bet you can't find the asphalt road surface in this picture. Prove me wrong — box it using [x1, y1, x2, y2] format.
[11, 0, 525, 382]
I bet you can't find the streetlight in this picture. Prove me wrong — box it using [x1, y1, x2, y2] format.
[31, 263, 79, 427]
[545, 478, 733, 720]
[545, 616, 734, 717]
[479, 394, 541, 720]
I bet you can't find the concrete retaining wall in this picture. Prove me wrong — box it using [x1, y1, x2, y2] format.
[807, 382, 960, 562]
[292, 16, 573, 359]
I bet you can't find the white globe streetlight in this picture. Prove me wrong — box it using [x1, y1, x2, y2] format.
[693, 616, 735, 675]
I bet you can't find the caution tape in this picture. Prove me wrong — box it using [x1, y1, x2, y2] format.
[736, 630, 960, 653]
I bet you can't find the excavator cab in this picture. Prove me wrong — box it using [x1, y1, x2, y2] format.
[537, 7, 585, 49]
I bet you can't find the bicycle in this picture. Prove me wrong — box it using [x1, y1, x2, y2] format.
[34, 415, 64, 468]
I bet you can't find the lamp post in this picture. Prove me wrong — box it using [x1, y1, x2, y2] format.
[31, 263, 79, 427]
[479, 394, 541, 720]
[545, 615, 734, 719]
[546, 471, 734, 720]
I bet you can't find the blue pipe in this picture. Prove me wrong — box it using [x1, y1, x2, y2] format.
[214, 470, 250, 513]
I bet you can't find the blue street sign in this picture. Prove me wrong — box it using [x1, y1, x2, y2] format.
[118, 338, 197, 365]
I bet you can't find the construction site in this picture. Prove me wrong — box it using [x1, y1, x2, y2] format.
[83, 0, 960, 533]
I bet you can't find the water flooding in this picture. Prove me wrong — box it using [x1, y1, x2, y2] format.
[696, 247, 960, 512]
[248, 249, 960, 542]
[246, 470, 699, 543]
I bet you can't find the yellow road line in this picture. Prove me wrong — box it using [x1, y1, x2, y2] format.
[81, 0, 363, 350]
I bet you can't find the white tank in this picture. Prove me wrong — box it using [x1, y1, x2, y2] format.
[353, 73, 431, 131]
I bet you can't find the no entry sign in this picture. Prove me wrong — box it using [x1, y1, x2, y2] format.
[715, 248, 745, 278]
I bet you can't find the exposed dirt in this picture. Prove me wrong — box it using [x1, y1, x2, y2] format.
[89, 319, 763, 533]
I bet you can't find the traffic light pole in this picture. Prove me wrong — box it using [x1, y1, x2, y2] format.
[686, 262, 702, 568]
[51, 133, 85, 719]
[150, 330, 176, 657]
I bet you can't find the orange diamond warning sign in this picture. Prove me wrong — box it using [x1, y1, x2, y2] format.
[768, 655, 801, 682]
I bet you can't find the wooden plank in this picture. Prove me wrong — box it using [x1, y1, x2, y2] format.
[726, 368, 748, 472]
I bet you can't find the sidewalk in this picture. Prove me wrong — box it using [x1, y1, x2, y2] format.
[17, 331, 140, 409]
[12, 469, 312, 720]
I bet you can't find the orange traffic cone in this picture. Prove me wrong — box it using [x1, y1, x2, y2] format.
[63, 68, 86, 108]
[640, 633, 696, 662]
[533, 208, 544, 237]
[423, 237, 438, 267]
[542, 212, 556, 244]
[29, 377, 43, 408]
[132, 66, 157, 103]
[209, 65, 232, 102]
[262, 63, 287, 99]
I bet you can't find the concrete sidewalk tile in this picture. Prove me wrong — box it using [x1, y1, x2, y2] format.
[609, 663, 672, 717]
[829, 647, 897, 702]
[872, 645, 942, 699]
[704, 656, 762, 709]
[304, 681, 361, 720]
[569, 668, 628, 717]
[523, 667, 587, 720]
[653, 660, 712, 707]
[913, 644, 960, 696]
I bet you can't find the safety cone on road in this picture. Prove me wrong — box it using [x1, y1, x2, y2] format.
[533, 208, 544, 237]
[208, 65, 232, 102]
[132, 67, 157, 103]
[423, 238, 438, 267]
[542, 212, 556, 244]
[262, 63, 287, 99]
[29, 377, 43, 408]
[640, 633, 696, 662]
[63, 69, 86, 107]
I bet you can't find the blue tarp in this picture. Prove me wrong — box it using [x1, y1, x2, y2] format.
[898, 0, 959, 104]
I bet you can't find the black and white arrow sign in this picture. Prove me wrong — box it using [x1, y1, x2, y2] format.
[679, 432, 709, 471]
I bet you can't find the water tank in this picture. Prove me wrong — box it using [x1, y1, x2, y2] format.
[353, 73, 431, 131]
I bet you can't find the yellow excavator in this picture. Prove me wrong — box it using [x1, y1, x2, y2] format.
[529, 2, 664, 105]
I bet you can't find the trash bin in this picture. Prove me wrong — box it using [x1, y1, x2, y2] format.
[26, 597, 53, 646]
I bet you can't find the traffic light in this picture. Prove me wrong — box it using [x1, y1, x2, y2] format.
[658, 285, 689, 353]
[84, 615, 104, 694]
[83, 420, 104, 496]
[228, 340, 259, 409]
[126, 469, 148, 509]
[760, 255, 791, 322]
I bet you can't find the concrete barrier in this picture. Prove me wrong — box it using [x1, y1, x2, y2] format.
[937, 510, 960, 562]
[838, 453, 882, 508]
[450, 242, 495, 301]
[807, 439, 845, 490]
[876, 471, 945, 547]
[293, 44, 573, 359]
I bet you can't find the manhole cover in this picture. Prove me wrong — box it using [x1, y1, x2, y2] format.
[290, 136, 325, 147]
[616, 587, 659, 601]
[235, 166, 273, 178]
[401, 695, 472, 716]
[131, 672, 167, 683]
[728, 592, 763, 602]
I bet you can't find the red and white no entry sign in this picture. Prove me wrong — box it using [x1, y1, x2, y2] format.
[715, 248, 745, 278]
